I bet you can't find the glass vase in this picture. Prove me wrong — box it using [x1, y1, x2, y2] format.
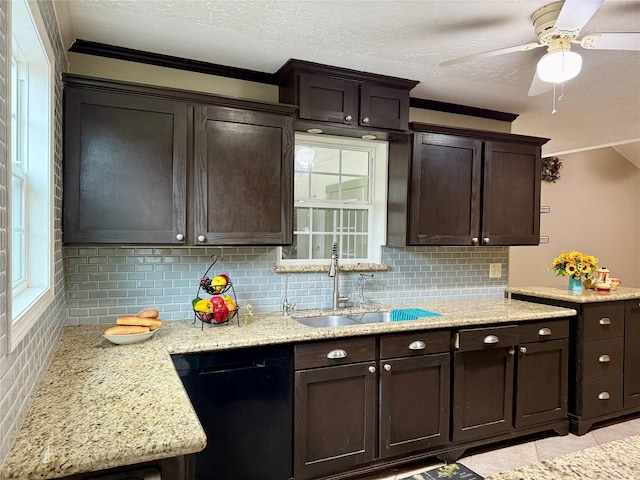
[568, 276, 583, 292]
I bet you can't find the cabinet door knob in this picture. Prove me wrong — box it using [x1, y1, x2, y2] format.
[361, 117, 370, 124]
[598, 354, 611, 363]
[538, 328, 552, 336]
[409, 341, 426, 350]
[483, 334, 499, 344]
[197, 235, 206, 242]
[384, 364, 392, 371]
[520, 346, 527, 354]
[508, 348, 515, 356]
[344, 114, 352, 122]
[327, 349, 348, 359]
[598, 391, 611, 400]
[483, 237, 490, 244]
[599, 317, 612, 325]
[471, 237, 479, 245]
[368, 365, 376, 374]
[175, 233, 184, 241]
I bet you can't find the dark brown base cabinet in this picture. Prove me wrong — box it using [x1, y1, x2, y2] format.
[387, 124, 548, 247]
[63, 74, 295, 246]
[512, 295, 640, 436]
[452, 321, 568, 445]
[293, 321, 569, 480]
[294, 332, 450, 480]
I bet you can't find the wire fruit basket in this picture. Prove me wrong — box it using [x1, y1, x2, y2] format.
[192, 255, 240, 329]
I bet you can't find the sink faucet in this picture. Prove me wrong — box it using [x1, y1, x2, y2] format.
[328, 242, 349, 309]
[283, 273, 297, 315]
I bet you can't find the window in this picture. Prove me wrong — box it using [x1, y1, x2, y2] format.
[280, 133, 387, 265]
[9, 0, 54, 350]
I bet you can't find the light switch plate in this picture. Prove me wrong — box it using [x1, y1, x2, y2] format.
[489, 263, 502, 279]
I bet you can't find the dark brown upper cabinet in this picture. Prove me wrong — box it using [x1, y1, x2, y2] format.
[387, 123, 549, 247]
[63, 74, 296, 246]
[277, 59, 418, 134]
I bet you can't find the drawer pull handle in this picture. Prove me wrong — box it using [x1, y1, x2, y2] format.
[409, 341, 426, 350]
[599, 317, 612, 325]
[538, 328, 552, 336]
[598, 354, 611, 363]
[598, 391, 611, 400]
[484, 335, 499, 344]
[327, 349, 347, 359]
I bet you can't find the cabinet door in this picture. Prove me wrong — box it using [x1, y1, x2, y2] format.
[294, 363, 376, 480]
[408, 133, 482, 245]
[380, 353, 450, 458]
[193, 105, 293, 245]
[515, 339, 569, 428]
[298, 74, 359, 125]
[481, 140, 541, 245]
[360, 84, 410, 130]
[452, 348, 514, 442]
[64, 88, 187, 244]
[624, 300, 640, 408]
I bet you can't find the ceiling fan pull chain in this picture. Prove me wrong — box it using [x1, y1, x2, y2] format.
[552, 83, 557, 115]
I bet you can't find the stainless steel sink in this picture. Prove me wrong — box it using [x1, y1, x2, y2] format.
[294, 315, 360, 328]
[346, 311, 393, 324]
[295, 311, 392, 327]
[294, 309, 440, 327]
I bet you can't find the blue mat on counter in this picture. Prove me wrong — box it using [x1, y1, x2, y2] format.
[390, 308, 442, 321]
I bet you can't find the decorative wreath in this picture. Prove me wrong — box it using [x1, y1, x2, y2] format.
[541, 156, 563, 183]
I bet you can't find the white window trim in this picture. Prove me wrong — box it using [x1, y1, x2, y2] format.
[279, 133, 387, 266]
[8, 0, 55, 351]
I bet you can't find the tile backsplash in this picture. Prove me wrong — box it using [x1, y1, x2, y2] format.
[64, 245, 508, 325]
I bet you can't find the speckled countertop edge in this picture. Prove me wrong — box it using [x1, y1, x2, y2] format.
[507, 286, 640, 303]
[487, 434, 640, 479]
[0, 298, 579, 479]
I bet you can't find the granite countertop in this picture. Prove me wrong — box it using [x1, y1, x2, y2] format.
[507, 285, 640, 303]
[0, 298, 577, 479]
[487, 434, 640, 479]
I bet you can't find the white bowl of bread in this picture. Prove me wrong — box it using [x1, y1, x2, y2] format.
[103, 308, 162, 345]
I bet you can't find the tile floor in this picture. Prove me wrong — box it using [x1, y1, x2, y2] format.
[365, 415, 640, 479]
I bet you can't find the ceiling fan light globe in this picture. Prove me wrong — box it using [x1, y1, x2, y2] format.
[536, 50, 583, 83]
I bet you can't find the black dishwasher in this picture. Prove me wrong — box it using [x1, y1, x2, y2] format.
[172, 344, 293, 480]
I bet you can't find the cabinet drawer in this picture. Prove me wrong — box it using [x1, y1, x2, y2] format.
[582, 374, 623, 418]
[583, 303, 624, 341]
[456, 325, 518, 352]
[582, 338, 624, 379]
[295, 337, 375, 370]
[519, 319, 570, 343]
[380, 330, 450, 359]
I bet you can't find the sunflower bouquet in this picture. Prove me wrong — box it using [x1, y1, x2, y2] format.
[549, 250, 598, 280]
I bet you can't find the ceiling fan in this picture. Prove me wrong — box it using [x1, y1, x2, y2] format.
[440, 0, 640, 97]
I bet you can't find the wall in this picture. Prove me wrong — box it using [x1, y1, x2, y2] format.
[509, 147, 640, 288]
[65, 246, 509, 324]
[0, 0, 68, 464]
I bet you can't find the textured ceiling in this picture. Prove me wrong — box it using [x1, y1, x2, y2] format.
[54, 0, 640, 158]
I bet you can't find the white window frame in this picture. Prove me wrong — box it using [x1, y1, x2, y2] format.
[8, 0, 55, 351]
[279, 133, 387, 266]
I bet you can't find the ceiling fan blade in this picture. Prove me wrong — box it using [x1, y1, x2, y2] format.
[528, 71, 553, 97]
[439, 42, 543, 67]
[580, 32, 640, 51]
[554, 0, 603, 34]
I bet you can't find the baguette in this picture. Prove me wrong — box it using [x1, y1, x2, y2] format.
[116, 316, 162, 330]
[137, 308, 159, 319]
[104, 325, 149, 335]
